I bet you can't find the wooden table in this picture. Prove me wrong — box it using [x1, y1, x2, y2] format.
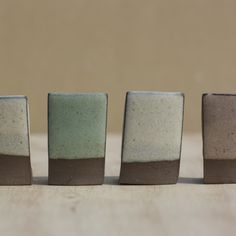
[0, 134, 236, 236]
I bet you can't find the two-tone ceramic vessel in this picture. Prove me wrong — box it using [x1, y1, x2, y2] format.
[0, 96, 32, 185]
[202, 93, 236, 184]
[119, 91, 185, 184]
[48, 92, 108, 185]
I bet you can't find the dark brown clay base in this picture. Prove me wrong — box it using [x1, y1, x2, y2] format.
[48, 158, 105, 185]
[0, 155, 32, 185]
[119, 160, 180, 185]
[204, 159, 236, 184]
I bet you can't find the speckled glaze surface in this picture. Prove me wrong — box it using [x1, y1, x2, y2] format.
[0, 96, 30, 157]
[122, 91, 184, 163]
[48, 93, 107, 160]
[203, 93, 236, 160]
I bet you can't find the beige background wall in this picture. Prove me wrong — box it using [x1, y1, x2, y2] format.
[0, 0, 236, 133]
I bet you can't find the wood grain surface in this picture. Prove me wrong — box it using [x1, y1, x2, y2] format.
[0, 134, 236, 236]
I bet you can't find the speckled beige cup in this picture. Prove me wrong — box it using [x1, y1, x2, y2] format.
[0, 96, 32, 185]
[119, 91, 184, 185]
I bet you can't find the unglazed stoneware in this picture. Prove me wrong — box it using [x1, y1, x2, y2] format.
[48, 92, 108, 185]
[119, 91, 184, 185]
[0, 96, 32, 185]
[202, 93, 236, 184]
